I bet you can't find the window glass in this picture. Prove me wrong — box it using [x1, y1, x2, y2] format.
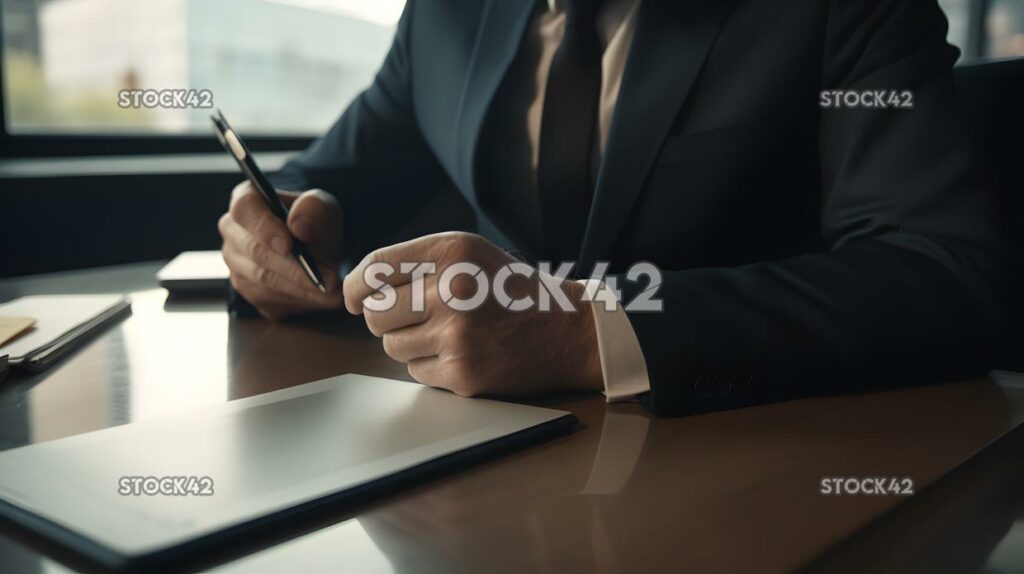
[1, 0, 404, 135]
[987, 0, 1024, 58]
[3, 0, 1020, 138]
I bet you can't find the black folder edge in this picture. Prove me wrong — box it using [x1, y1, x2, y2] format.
[0, 411, 579, 572]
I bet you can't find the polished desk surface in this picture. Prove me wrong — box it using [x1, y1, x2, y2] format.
[2, 262, 1024, 573]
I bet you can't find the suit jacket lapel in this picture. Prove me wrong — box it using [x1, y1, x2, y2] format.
[579, 0, 735, 269]
[455, 0, 537, 203]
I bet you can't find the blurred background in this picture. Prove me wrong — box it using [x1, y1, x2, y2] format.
[2, 0, 402, 134]
[2, 0, 1022, 137]
[0, 0, 1020, 277]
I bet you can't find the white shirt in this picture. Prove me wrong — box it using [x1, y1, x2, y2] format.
[527, 0, 651, 401]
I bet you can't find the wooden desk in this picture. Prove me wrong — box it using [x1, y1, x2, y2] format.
[2, 262, 1024, 573]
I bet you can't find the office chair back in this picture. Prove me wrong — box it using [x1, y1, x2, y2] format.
[955, 57, 1024, 362]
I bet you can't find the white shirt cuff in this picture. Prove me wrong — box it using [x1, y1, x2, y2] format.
[578, 279, 652, 402]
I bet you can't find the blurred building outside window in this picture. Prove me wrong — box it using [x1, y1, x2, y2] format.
[1, 0, 404, 135]
[2, 0, 1022, 138]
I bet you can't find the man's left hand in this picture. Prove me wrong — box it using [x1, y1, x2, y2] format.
[342, 232, 604, 397]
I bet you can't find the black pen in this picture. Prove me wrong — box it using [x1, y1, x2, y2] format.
[211, 109, 327, 293]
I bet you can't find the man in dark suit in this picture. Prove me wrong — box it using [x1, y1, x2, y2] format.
[218, 0, 1003, 415]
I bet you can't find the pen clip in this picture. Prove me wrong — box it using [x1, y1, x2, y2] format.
[223, 130, 247, 162]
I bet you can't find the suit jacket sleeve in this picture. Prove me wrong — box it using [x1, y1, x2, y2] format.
[270, 0, 473, 267]
[624, 0, 1006, 416]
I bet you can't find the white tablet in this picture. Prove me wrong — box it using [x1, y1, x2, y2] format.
[0, 374, 575, 570]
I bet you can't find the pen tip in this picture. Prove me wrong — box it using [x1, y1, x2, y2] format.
[317, 284, 327, 294]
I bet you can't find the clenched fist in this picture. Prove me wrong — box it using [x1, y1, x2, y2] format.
[342, 232, 604, 397]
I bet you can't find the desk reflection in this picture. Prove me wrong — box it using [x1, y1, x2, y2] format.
[207, 380, 1024, 574]
[1, 275, 1024, 573]
[210, 399, 641, 573]
[227, 312, 404, 400]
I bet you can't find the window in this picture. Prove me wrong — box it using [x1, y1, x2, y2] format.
[1, 0, 403, 137]
[1, 0, 1021, 157]
[987, 0, 1024, 58]
[938, 0, 1024, 60]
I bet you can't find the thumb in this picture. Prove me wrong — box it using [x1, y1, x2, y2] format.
[287, 189, 343, 260]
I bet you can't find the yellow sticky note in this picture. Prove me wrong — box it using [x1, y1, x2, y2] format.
[0, 317, 36, 348]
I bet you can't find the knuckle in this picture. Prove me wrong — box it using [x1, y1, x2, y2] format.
[254, 265, 275, 288]
[352, 252, 380, 284]
[244, 235, 263, 259]
[364, 249, 383, 267]
[217, 213, 232, 236]
[249, 239, 270, 265]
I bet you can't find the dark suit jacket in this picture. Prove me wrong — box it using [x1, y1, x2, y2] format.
[272, 0, 1005, 415]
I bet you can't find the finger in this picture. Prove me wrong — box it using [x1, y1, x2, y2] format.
[363, 283, 433, 336]
[288, 189, 343, 260]
[344, 238, 447, 314]
[223, 242, 310, 302]
[229, 181, 298, 257]
[382, 325, 440, 363]
[231, 271, 343, 317]
[230, 274, 333, 320]
[220, 214, 321, 289]
[225, 258, 315, 307]
[406, 356, 443, 388]
[223, 242, 344, 308]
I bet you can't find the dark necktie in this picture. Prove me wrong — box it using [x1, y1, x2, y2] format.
[536, 0, 603, 261]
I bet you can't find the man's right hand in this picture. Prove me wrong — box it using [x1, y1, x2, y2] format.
[219, 181, 345, 320]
